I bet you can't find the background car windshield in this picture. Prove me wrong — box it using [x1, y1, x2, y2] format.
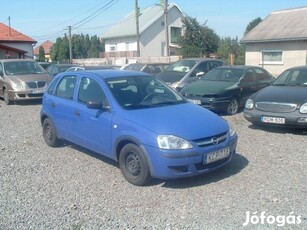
[106, 76, 184, 109]
[166, 60, 198, 73]
[4, 61, 45, 75]
[274, 69, 307, 86]
[202, 68, 243, 82]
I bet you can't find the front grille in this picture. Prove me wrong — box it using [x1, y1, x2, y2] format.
[256, 102, 297, 113]
[194, 132, 227, 147]
[26, 81, 46, 89]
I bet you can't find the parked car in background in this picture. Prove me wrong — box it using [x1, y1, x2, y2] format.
[121, 63, 169, 75]
[65, 65, 114, 72]
[37, 62, 51, 70]
[180, 66, 274, 115]
[40, 70, 237, 185]
[46, 63, 79, 77]
[157, 58, 225, 91]
[0, 59, 52, 105]
[244, 65, 307, 129]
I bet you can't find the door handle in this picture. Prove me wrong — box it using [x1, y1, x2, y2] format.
[75, 110, 80, 116]
[51, 102, 56, 108]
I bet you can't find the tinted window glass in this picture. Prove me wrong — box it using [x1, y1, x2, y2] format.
[55, 75, 77, 100]
[78, 77, 108, 105]
[47, 78, 60, 95]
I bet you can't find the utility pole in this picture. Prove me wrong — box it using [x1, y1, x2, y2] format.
[135, 0, 140, 57]
[68, 26, 73, 63]
[164, 0, 169, 58]
[8, 16, 11, 36]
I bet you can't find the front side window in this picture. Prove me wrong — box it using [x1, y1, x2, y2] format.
[55, 75, 77, 100]
[78, 77, 108, 105]
[261, 50, 283, 64]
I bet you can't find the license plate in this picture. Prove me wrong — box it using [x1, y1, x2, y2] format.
[32, 89, 45, 94]
[261, 116, 285, 124]
[189, 99, 201, 105]
[204, 147, 230, 164]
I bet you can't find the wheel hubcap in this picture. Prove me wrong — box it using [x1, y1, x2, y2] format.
[229, 100, 238, 114]
[46, 125, 53, 140]
[126, 153, 140, 176]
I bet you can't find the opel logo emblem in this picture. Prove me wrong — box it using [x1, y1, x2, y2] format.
[211, 137, 218, 145]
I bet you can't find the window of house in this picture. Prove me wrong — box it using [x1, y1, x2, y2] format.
[261, 50, 283, 64]
[109, 44, 116, 52]
[170, 27, 181, 44]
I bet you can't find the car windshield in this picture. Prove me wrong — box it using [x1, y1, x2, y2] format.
[165, 60, 198, 73]
[4, 61, 46, 75]
[202, 68, 243, 82]
[274, 68, 307, 86]
[106, 75, 185, 109]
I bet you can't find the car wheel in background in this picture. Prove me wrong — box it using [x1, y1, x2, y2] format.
[119, 143, 151, 186]
[227, 98, 239, 115]
[4, 88, 11, 105]
[43, 118, 61, 147]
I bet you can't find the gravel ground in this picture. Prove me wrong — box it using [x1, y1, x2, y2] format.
[0, 99, 306, 230]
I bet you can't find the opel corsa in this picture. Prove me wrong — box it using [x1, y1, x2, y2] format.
[40, 70, 238, 185]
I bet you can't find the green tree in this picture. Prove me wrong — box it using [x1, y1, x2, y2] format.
[57, 35, 69, 62]
[178, 16, 220, 58]
[217, 37, 245, 65]
[244, 17, 262, 35]
[38, 46, 45, 62]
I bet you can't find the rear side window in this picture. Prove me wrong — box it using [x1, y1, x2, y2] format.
[55, 75, 77, 100]
[255, 68, 271, 80]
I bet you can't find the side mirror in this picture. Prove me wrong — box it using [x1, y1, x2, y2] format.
[196, 71, 205, 77]
[87, 100, 110, 111]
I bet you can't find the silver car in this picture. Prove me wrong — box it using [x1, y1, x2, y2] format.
[0, 59, 52, 105]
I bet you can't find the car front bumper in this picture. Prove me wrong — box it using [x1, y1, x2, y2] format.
[144, 134, 238, 179]
[7, 88, 45, 101]
[243, 109, 307, 129]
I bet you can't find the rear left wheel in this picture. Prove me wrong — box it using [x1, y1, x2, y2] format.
[43, 118, 61, 147]
[119, 143, 151, 186]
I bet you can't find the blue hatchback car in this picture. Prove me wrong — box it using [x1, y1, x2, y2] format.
[40, 70, 238, 185]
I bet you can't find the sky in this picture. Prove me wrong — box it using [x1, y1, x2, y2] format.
[1, 0, 306, 46]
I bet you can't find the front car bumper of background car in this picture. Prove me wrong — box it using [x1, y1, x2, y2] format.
[243, 109, 307, 129]
[7, 88, 46, 101]
[187, 96, 231, 112]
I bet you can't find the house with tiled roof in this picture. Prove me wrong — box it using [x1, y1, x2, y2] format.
[241, 6, 307, 76]
[34, 40, 53, 62]
[101, 3, 184, 59]
[0, 22, 36, 59]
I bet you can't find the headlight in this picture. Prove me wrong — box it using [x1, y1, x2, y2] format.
[299, 103, 307, 113]
[245, 99, 254, 109]
[228, 123, 236, 137]
[157, 135, 192, 150]
[11, 82, 25, 90]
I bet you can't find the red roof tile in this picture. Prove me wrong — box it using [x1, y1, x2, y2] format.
[34, 40, 53, 55]
[0, 22, 36, 43]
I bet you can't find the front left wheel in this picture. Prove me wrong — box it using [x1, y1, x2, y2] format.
[3, 88, 11, 105]
[227, 98, 239, 115]
[119, 143, 151, 186]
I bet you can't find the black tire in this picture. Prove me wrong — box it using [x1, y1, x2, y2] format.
[119, 143, 151, 186]
[3, 88, 11, 105]
[227, 98, 239, 115]
[43, 118, 61, 147]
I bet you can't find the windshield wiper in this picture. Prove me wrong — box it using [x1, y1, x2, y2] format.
[274, 83, 287, 86]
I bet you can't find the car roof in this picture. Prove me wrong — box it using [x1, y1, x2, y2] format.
[63, 70, 152, 80]
[216, 65, 261, 70]
[0, 59, 36, 63]
[176, 58, 223, 61]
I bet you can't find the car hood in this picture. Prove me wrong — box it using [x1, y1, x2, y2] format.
[122, 102, 229, 140]
[253, 86, 307, 104]
[181, 80, 236, 96]
[157, 71, 186, 84]
[8, 73, 51, 84]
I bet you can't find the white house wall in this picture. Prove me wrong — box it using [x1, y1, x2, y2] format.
[105, 38, 136, 52]
[140, 7, 183, 57]
[245, 40, 307, 76]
